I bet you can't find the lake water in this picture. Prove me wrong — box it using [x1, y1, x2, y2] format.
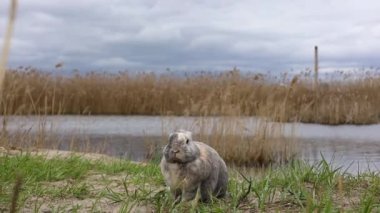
[3, 115, 380, 174]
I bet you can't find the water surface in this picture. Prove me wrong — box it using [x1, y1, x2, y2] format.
[3, 115, 380, 174]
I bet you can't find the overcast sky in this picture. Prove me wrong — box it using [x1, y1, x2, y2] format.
[1, 0, 380, 73]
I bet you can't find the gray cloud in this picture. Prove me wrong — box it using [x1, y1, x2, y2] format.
[1, 0, 380, 73]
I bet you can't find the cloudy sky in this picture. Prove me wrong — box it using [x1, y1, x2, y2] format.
[1, 0, 380, 73]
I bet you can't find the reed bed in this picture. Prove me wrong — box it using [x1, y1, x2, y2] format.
[205, 119, 296, 167]
[2, 68, 380, 125]
[163, 116, 298, 167]
[2, 67, 378, 166]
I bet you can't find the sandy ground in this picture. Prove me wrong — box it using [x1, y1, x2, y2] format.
[0, 146, 155, 212]
[0, 146, 118, 161]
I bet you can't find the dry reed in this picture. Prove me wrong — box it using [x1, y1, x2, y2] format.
[0, 0, 18, 93]
[192, 116, 297, 166]
[0, 0, 18, 155]
[2, 68, 380, 125]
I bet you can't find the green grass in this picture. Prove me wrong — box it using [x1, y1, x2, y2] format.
[0, 153, 379, 212]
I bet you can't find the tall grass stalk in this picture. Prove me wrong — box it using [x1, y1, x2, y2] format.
[0, 0, 18, 93]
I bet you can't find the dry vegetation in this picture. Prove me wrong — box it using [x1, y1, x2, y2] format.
[2, 67, 380, 165]
[1, 67, 301, 166]
[190, 117, 297, 167]
[2, 67, 380, 125]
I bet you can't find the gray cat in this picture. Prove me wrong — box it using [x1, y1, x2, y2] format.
[160, 130, 228, 202]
